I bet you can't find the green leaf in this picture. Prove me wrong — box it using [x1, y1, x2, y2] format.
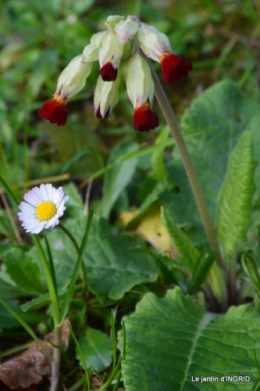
[21, 294, 52, 312]
[216, 132, 256, 257]
[161, 207, 227, 305]
[187, 250, 216, 294]
[0, 278, 33, 299]
[29, 229, 77, 291]
[178, 80, 260, 221]
[159, 164, 200, 227]
[100, 140, 138, 218]
[77, 327, 112, 372]
[0, 299, 47, 329]
[4, 249, 47, 294]
[150, 126, 169, 181]
[161, 206, 199, 270]
[119, 287, 260, 391]
[0, 210, 17, 241]
[29, 216, 158, 302]
[84, 217, 158, 301]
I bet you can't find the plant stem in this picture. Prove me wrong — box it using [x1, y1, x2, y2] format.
[32, 235, 60, 326]
[60, 209, 93, 324]
[149, 62, 222, 262]
[32, 235, 61, 391]
[59, 223, 88, 292]
[50, 326, 62, 391]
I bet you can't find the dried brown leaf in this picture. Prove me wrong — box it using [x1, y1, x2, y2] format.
[0, 319, 70, 390]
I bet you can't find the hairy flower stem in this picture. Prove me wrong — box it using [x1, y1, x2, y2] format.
[50, 326, 62, 391]
[148, 61, 222, 264]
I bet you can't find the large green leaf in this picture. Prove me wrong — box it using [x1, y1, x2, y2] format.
[82, 217, 158, 301]
[77, 327, 112, 372]
[159, 164, 200, 227]
[29, 216, 158, 302]
[4, 249, 47, 294]
[176, 80, 260, 221]
[216, 132, 256, 257]
[99, 140, 138, 218]
[119, 287, 260, 391]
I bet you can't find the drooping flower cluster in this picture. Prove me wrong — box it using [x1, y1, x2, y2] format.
[18, 184, 69, 234]
[39, 15, 192, 132]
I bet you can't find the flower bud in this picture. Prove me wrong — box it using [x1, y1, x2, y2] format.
[39, 54, 92, 126]
[115, 15, 139, 44]
[105, 15, 124, 30]
[94, 76, 120, 119]
[56, 54, 92, 99]
[137, 23, 172, 62]
[82, 44, 99, 62]
[99, 30, 124, 81]
[126, 52, 154, 107]
[90, 31, 107, 47]
[137, 22, 192, 83]
[126, 52, 159, 131]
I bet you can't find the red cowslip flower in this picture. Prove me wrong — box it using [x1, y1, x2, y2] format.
[39, 94, 67, 127]
[100, 61, 118, 82]
[133, 103, 159, 132]
[159, 52, 193, 83]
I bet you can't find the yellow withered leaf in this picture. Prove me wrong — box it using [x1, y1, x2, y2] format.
[120, 205, 176, 257]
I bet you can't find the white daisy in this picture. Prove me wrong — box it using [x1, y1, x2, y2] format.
[17, 184, 69, 234]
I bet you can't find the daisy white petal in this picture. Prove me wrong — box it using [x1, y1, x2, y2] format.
[24, 189, 42, 206]
[18, 184, 69, 234]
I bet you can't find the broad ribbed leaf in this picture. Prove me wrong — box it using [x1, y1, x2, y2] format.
[175, 80, 260, 221]
[119, 287, 260, 391]
[29, 217, 158, 302]
[80, 217, 158, 301]
[216, 132, 256, 257]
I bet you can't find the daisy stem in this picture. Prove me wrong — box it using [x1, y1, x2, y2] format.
[59, 223, 88, 292]
[50, 325, 62, 391]
[148, 61, 222, 263]
[32, 235, 62, 391]
[32, 235, 60, 326]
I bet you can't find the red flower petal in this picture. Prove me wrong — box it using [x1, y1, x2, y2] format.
[133, 104, 159, 132]
[100, 62, 118, 82]
[160, 52, 193, 83]
[39, 95, 67, 127]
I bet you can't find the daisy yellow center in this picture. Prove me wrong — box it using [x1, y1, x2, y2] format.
[36, 201, 57, 221]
